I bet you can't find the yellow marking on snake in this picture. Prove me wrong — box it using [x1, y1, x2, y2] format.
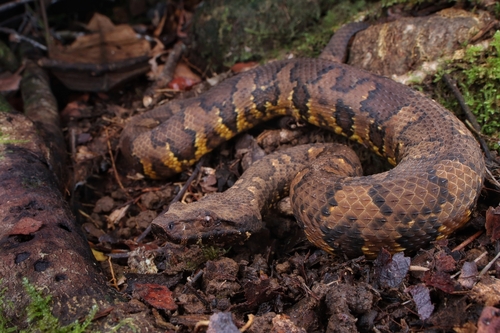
[161, 142, 185, 174]
[236, 107, 250, 132]
[214, 108, 235, 140]
[140, 159, 158, 179]
[194, 132, 209, 158]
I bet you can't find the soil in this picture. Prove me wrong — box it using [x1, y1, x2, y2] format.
[3, 0, 500, 332]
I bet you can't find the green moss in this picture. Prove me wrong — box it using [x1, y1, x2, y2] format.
[0, 278, 98, 333]
[192, 0, 373, 71]
[0, 130, 28, 145]
[292, 0, 370, 58]
[441, 31, 500, 151]
[201, 245, 230, 261]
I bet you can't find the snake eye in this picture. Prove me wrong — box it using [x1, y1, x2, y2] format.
[202, 215, 213, 227]
[167, 222, 175, 230]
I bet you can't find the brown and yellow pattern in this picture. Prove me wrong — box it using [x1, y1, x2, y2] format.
[120, 25, 484, 258]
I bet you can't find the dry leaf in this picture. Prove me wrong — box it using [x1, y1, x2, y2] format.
[133, 283, 178, 311]
[86, 13, 116, 32]
[91, 248, 108, 262]
[486, 206, 500, 242]
[51, 13, 150, 65]
[107, 204, 130, 227]
[0, 71, 21, 92]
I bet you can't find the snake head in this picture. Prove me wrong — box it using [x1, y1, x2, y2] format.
[151, 194, 264, 245]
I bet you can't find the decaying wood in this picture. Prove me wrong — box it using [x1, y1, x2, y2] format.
[0, 111, 117, 326]
[21, 60, 67, 188]
[0, 62, 155, 331]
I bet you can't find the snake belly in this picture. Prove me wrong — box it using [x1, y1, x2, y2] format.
[121, 57, 485, 258]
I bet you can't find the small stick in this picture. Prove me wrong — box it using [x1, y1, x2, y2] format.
[170, 155, 207, 205]
[38, 0, 51, 53]
[442, 73, 492, 161]
[479, 249, 500, 277]
[105, 128, 128, 196]
[0, 27, 46, 50]
[451, 230, 483, 253]
[135, 156, 207, 243]
[107, 256, 119, 290]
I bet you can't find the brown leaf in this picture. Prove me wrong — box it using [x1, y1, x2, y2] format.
[9, 217, 43, 235]
[477, 306, 500, 333]
[133, 283, 177, 311]
[435, 251, 456, 272]
[422, 271, 456, 293]
[485, 206, 500, 242]
[173, 62, 201, 81]
[0, 71, 21, 92]
[61, 100, 91, 119]
[406, 284, 434, 320]
[200, 171, 218, 193]
[86, 13, 116, 32]
[52, 13, 150, 65]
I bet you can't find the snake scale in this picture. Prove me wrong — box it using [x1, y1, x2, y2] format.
[120, 23, 485, 259]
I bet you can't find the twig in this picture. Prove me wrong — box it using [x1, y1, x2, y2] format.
[105, 128, 128, 196]
[135, 156, 207, 243]
[470, 21, 499, 44]
[185, 281, 211, 312]
[486, 167, 500, 189]
[479, 250, 500, 277]
[0, 27, 46, 50]
[451, 230, 483, 253]
[442, 73, 492, 161]
[171, 155, 207, 204]
[107, 256, 119, 291]
[38, 0, 51, 54]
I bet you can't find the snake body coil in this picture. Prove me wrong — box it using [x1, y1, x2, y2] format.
[120, 29, 484, 258]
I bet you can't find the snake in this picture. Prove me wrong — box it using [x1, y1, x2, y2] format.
[120, 23, 485, 259]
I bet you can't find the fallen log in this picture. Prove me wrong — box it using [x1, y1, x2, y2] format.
[0, 61, 154, 331]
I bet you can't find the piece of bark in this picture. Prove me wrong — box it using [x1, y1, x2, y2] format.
[21, 60, 67, 189]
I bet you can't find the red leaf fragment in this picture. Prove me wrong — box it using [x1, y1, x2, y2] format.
[406, 284, 434, 320]
[486, 206, 500, 242]
[230, 61, 259, 73]
[422, 271, 456, 293]
[167, 77, 199, 91]
[9, 217, 43, 236]
[375, 251, 410, 288]
[133, 283, 177, 311]
[477, 306, 500, 333]
[458, 261, 478, 290]
[435, 252, 456, 272]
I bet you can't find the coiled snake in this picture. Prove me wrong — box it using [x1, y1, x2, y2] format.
[120, 23, 484, 258]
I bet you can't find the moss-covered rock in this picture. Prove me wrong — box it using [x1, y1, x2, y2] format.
[190, 0, 371, 72]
